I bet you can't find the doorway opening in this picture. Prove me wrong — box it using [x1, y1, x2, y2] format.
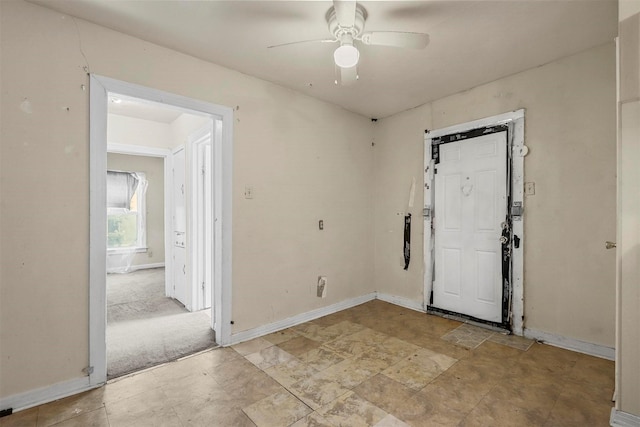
[89, 75, 233, 386]
[423, 110, 525, 334]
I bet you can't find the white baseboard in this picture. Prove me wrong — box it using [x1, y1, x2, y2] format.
[611, 408, 640, 427]
[375, 293, 424, 313]
[106, 262, 164, 274]
[229, 293, 377, 345]
[524, 328, 615, 360]
[0, 376, 95, 413]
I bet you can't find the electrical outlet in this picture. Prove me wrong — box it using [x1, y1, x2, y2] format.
[317, 276, 327, 298]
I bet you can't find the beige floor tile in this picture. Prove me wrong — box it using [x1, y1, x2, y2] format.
[104, 387, 168, 419]
[517, 343, 580, 376]
[0, 407, 38, 427]
[292, 323, 328, 342]
[160, 370, 223, 407]
[242, 391, 311, 427]
[374, 337, 423, 363]
[108, 405, 183, 427]
[352, 374, 418, 415]
[441, 324, 495, 349]
[245, 345, 296, 370]
[544, 393, 612, 427]
[289, 412, 334, 426]
[324, 328, 388, 357]
[318, 320, 365, 341]
[224, 370, 287, 409]
[50, 407, 109, 427]
[277, 336, 322, 358]
[471, 340, 526, 361]
[374, 414, 411, 427]
[150, 348, 238, 385]
[11, 301, 616, 427]
[264, 358, 318, 387]
[175, 404, 256, 427]
[403, 333, 472, 360]
[232, 338, 273, 356]
[488, 332, 534, 351]
[568, 354, 615, 390]
[381, 349, 457, 390]
[263, 328, 299, 345]
[104, 370, 162, 405]
[289, 374, 351, 410]
[188, 347, 242, 370]
[208, 357, 262, 387]
[321, 355, 389, 388]
[298, 346, 346, 372]
[417, 371, 496, 414]
[170, 391, 238, 424]
[36, 389, 105, 427]
[317, 391, 387, 427]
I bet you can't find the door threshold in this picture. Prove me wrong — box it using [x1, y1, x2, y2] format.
[427, 306, 511, 334]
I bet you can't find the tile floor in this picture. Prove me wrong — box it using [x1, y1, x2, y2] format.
[0, 300, 614, 427]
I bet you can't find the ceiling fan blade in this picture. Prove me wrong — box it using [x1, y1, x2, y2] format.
[360, 32, 430, 49]
[268, 38, 336, 49]
[338, 65, 358, 86]
[333, 1, 356, 28]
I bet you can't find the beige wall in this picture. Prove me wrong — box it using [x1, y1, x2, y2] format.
[0, 0, 619, 405]
[0, 0, 373, 398]
[374, 43, 617, 348]
[373, 104, 432, 301]
[107, 153, 165, 268]
[108, 114, 173, 149]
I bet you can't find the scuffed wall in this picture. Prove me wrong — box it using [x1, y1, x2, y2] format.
[0, 0, 373, 398]
[374, 43, 617, 348]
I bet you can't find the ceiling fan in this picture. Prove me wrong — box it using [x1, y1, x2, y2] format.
[268, 1, 430, 86]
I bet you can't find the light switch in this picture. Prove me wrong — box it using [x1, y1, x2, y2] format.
[244, 185, 253, 199]
[525, 182, 535, 196]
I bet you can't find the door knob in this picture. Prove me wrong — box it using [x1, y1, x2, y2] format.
[605, 241, 617, 249]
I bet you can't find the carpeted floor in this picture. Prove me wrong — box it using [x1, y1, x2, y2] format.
[107, 268, 216, 379]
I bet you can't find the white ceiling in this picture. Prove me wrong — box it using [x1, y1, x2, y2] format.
[31, 0, 618, 119]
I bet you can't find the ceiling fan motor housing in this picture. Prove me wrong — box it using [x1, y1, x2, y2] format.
[327, 4, 367, 39]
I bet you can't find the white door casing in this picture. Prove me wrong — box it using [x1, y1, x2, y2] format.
[424, 110, 525, 334]
[432, 132, 507, 323]
[90, 75, 234, 387]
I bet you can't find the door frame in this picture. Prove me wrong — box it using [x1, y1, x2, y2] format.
[423, 110, 525, 334]
[89, 75, 234, 387]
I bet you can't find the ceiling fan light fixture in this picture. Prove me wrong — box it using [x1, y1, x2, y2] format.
[334, 44, 359, 68]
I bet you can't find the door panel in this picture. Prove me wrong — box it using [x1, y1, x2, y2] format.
[172, 147, 188, 307]
[433, 131, 507, 322]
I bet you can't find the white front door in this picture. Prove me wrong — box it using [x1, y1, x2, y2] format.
[432, 131, 507, 323]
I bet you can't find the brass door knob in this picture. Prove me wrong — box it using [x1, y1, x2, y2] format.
[605, 241, 617, 249]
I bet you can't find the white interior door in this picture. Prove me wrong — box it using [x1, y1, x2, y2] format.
[432, 131, 507, 322]
[197, 141, 213, 311]
[172, 147, 188, 307]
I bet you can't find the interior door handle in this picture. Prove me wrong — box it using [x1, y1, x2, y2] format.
[605, 241, 617, 249]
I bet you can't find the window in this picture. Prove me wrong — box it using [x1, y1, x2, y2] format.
[107, 170, 147, 251]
